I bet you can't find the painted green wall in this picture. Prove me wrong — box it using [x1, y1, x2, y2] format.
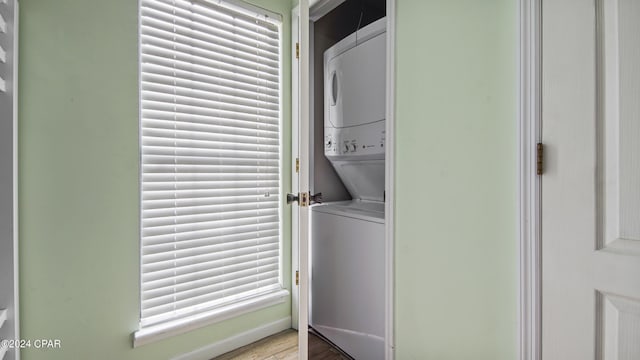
[394, 0, 518, 359]
[18, 0, 292, 359]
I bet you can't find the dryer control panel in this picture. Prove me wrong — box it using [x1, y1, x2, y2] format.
[324, 120, 385, 158]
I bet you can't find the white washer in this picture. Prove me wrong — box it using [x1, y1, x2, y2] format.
[310, 200, 385, 360]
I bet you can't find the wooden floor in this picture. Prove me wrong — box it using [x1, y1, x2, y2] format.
[213, 330, 349, 360]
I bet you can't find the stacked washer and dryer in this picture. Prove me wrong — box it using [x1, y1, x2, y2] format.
[310, 17, 386, 360]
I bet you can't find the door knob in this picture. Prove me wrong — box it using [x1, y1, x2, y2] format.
[310, 192, 323, 204]
[286, 192, 321, 206]
[286, 193, 299, 205]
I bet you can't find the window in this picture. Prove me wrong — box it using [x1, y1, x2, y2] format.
[135, 0, 286, 345]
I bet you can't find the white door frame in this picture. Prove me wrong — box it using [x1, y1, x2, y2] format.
[384, 0, 396, 358]
[518, 0, 542, 359]
[290, 3, 301, 332]
[290, 0, 397, 358]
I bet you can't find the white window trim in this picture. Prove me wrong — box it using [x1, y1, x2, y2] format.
[134, 0, 288, 346]
[133, 288, 288, 347]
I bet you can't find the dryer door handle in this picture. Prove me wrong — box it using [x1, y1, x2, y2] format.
[331, 71, 338, 106]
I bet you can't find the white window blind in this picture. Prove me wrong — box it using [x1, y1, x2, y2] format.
[138, 0, 285, 340]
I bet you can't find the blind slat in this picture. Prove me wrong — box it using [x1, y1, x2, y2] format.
[142, 164, 280, 174]
[142, 154, 279, 166]
[143, 202, 279, 218]
[142, 195, 279, 212]
[142, 221, 280, 246]
[143, 180, 280, 192]
[141, 55, 279, 92]
[142, 74, 279, 102]
[142, 186, 280, 200]
[143, 113, 279, 132]
[143, 265, 280, 305]
[141, 91, 279, 118]
[143, 228, 279, 255]
[139, 18, 279, 63]
[143, 0, 279, 42]
[142, 99, 279, 124]
[143, 259, 279, 297]
[141, 8, 279, 48]
[142, 127, 280, 146]
[141, 62, 279, 94]
[143, 207, 279, 229]
[144, 228, 279, 255]
[143, 238, 278, 275]
[142, 213, 279, 237]
[142, 173, 279, 183]
[141, 44, 279, 82]
[142, 274, 280, 315]
[142, 82, 279, 112]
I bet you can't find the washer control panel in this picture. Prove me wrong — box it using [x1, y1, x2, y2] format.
[324, 120, 385, 157]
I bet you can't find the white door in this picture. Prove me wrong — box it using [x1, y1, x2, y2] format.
[292, 1, 310, 359]
[542, 0, 640, 358]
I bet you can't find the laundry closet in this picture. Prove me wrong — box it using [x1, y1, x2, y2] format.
[306, 1, 387, 359]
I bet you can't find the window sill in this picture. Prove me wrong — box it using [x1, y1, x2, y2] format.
[133, 289, 289, 347]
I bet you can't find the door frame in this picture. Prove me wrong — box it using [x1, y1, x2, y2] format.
[290, 2, 301, 332]
[518, 0, 542, 359]
[290, 0, 397, 358]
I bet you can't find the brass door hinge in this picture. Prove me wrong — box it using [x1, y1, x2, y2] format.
[295, 270, 299, 285]
[295, 158, 299, 173]
[295, 42, 299, 59]
[536, 142, 544, 175]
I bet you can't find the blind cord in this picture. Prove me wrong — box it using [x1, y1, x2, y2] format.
[355, 0, 364, 46]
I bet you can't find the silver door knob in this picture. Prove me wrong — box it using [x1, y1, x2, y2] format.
[310, 192, 323, 204]
[286, 193, 299, 205]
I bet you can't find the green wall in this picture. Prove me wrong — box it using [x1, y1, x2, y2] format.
[394, 0, 518, 359]
[17, 0, 292, 359]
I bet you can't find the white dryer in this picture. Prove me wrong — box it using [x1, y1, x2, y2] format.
[310, 17, 386, 360]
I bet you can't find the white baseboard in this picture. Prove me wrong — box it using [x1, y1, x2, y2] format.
[171, 317, 292, 360]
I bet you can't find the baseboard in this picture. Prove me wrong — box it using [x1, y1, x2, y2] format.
[171, 317, 292, 360]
